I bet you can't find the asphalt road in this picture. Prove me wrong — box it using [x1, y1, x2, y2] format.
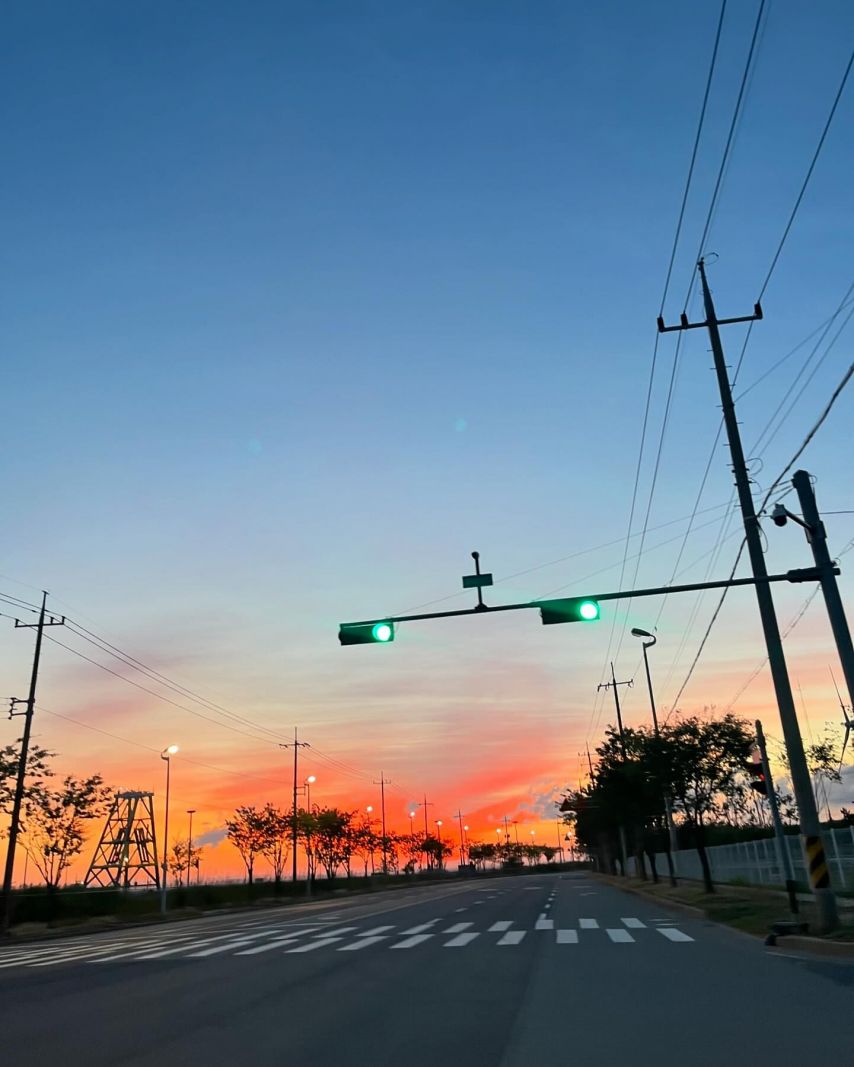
[0, 872, 851, 1066]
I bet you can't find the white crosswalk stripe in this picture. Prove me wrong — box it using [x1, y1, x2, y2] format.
[392, 934, 433, 949]
[556, 930, 579, 944]
[444, 922, 473, 934]
[235, 937, 300, 955]
[286, 937, 343, 953]
[400, 921, 437, 935]
[579, 918, 599, 929]
[497, 931, 525, 946]
[658, 927, 694, 942]
[339, 936, 388, 951]
[606, 929, 634, 943]
[444, 932, 479, 947]
[489, 921, 513, 932]
[622, 918, 646, 929]
[535, 917, 554, 930]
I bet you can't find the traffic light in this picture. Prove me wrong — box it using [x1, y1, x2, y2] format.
[745, 749, 767, 795]
[539, 598, 601, 625]
[338, 621, 395, 646]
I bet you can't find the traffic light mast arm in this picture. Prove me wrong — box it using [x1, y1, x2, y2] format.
[340, 566, 831, 628]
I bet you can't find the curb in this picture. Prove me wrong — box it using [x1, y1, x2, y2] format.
[769, 935, 854, 959]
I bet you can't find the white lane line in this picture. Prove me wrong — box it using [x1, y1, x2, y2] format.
[444, 922, 473, 934]
[580, 892, 597, 896]
[606, 929, 634, 943]
[234, 938, 300, 955]
[622, 918, 646, 929]
[286, 937, 343, 954]
[658, 928, 694, 942]
[556, 930, 579, 944]
[489, 921, 513, 932]
[454, 907, 467, 913]
[338, 936, 388, 951]
[360, 926, 395, 936]
[189, 939, 257, 958]
[543, 904, 551, 910]
[535, 918, 554, 931]
[401, 921, 437, 935]
[497, 931, 526, 946]
[579, 918, 599, 929]
[392, 934, 433, 949]
[472, 901, 485, 906]
[444, 932, 479, 947]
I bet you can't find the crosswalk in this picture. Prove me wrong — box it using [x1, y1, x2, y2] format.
[0, 914, 695, 970]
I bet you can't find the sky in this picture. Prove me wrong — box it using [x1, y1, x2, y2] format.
[2, 1, 853, 881]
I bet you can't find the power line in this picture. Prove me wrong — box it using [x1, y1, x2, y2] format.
[586, 1, 729, 744]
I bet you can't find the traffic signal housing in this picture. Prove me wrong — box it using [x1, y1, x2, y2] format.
[339, 621, 395, 646]
[745, 749, 767, 795]
[539, 598, 601, 625]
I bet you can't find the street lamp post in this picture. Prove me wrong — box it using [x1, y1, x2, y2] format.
[186, 809, 196, 889]
[160, 745, 179, 914]
[435, 820, 443, 871]
[408, 811, 416, 836]
[304, 775, 316, 889]
[631, 627, 678, 885]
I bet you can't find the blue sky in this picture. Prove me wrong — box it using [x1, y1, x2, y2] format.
[2, 2, 853, 853]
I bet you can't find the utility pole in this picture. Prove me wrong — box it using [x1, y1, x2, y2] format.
[280, 729, 310, 883]
[659, 259, 838, 931]
[597, 663, 632, 875]
[755, 720, 798, 915]
[790, 470, 854, 712]
[597, 663, 632, 752]
[2, 593, 65, 934]
[373, 773, 390, 874]
[455, 810, 467, 868]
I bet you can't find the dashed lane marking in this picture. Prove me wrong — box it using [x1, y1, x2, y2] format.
[606, 930, 634, 943]
[444, 922, 473, 934]
[579, 919, 599, 929]
[489, 921, 513, 932]
[556, 930, 579, 944]
[535, 917, 554, 931]
[622, 918, 646, 929]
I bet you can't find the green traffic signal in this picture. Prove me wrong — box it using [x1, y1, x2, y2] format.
[339, 621, 396, 646]
[539, 597, 601, 625]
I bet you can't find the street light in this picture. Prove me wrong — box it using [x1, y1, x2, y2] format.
[160, 745, 179, 914]
[186, 809, 196, 889]
[631, 627, 678, 882]
[409, 810, 416, 835]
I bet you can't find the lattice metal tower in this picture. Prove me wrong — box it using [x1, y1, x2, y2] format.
[85, 790, 161, 888]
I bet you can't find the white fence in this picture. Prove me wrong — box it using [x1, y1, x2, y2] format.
[638, 827, 854, 891]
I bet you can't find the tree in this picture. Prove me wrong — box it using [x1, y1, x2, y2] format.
[23, 774, 112, 891]
[422, 835, 453, 871]
[466, 842, 495, 871]
[664, 714, 755, 892]
[258, 803, 291, 884]
[311, 808, 354, 880]
[0, 741, 54, 830]
[226, 805, 269, 885]
[169, 839, 203, 887]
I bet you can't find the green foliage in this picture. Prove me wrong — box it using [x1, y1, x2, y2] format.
[0, 741, 55, 827]
[225, 805, 269, 885]
[23, 774, 112, 890]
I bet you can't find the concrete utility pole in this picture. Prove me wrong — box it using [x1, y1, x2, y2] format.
[455, 810, 467, 868]
[755, 720, 798, 914]
[597, 663, 632, 752]
[659, 259, 838, 931]
[790, 470, 854, 712]
[280, 729, 310, 883]
[2, 593, 65, 934]
[374, 773, 390, 874]
[597, 663, 633, 875]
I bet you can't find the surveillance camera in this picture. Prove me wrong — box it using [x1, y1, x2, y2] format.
[771, 504, 788, 527]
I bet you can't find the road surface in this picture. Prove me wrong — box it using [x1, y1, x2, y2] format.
[0, 872, 851, 1065]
